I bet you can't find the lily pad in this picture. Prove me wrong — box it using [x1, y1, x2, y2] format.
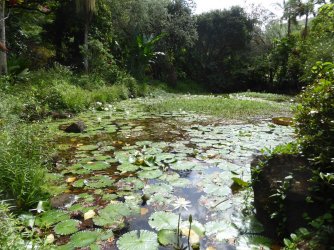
[158, 229, 178, 246]
[83, 162, 110, 171]
[85, 175, 114, 189]
[148, 211, 179, 231]
[117, 230, 158, 250]
[78, 145, 99, 151]
[54, 220, 80, 236]
[138, 169, 163, 179]
[205, 220, 239, 241]
[36, 210, 70, 228]
[117, 163, 140, 172]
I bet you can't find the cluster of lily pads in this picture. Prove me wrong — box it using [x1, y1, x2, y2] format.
[39, 101, 294, 249]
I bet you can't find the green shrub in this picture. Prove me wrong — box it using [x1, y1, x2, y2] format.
[0, 124, 49, 210]
[294, 62, 334, 170]
[0, 201, 26, 249]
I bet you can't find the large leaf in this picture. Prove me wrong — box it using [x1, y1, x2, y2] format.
[117, 230, 158, 250]
[148, 211, 179, 230]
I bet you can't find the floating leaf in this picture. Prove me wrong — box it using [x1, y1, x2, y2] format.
[36, 210, 70, 228]
[70, 231, 100, 248]
[138, 169, 163, 179]
[117, 230, 158, 250]
[83, 161, 110, 171]
[148, 211, 179, 230]
[205, 221, 239, 241]
[158, 229, 178, 246]
[54, 220, 80, 235]
[78, 145, 99, 151]
[117, 163, 140, 172]
[85, 175, 114, 189]
[170, 161, 197, 171]
[237, 235, 272, 250]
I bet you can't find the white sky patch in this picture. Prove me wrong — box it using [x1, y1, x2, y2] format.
[195, 0, 284, 17]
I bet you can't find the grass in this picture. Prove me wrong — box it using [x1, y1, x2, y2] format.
[0, 201, 26, 249]
[145, 95, 292, 119]
[0, 124, 49, 210]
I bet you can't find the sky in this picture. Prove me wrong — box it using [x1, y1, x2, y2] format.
[195, 0, 284, 16]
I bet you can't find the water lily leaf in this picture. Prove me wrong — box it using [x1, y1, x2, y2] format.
[159, 172, 180, 182]
[36, 210, 70, 228]
[231, 177, 249, 188]
[205, 221, 239, 241]
[158, 229, 178, 246]
[143, 183, 173, 195]
[93, 203, 134, 228]
[78, 145, 99, 151]
[70, 231, 100, 248]
[138, 169, 163, 179]
[116, 177, 144, 191]
[72, 179, 85, 188]
[148, 211, 179, 230]
[83, 162, 110, 171]
[54, 220, 80, 235]
[85, 175, 114, 189]
[237, 235, 271, 250]
[170, 161, 197, 171]
[180, 220, 205, 238]
[117, 230, 158, 250]
[169, 178, 191, 187]
[117, 163, 140, 172]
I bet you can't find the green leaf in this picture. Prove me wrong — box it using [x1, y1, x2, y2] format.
[137, 169, 163, 179]
[148, 211, 179, 230]
[205, 220, 239, 240]
[54, 220, 80, 235]
[117, 230, 158, 250]
[36, 210, 70, 228]
[70, 231, 100, 248]
[158, 229, 178, 246]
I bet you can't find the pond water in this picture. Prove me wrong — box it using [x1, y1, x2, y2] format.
[42, 100, 294, 250]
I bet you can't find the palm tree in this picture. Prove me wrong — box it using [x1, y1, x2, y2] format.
[282, 0, 300, 36]
[75, 0, 96, 72]
[0, 0, 7, 74]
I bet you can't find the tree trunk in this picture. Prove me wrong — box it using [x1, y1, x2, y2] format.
[0, 0, 7, 75]
[287, 16, 291, 36]
[83, 20, 89, 73]
[303, 12, 309, 39]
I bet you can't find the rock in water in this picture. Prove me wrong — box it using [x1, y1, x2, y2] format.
[64, 121, 86, 133]
[50, 194, 77, 209]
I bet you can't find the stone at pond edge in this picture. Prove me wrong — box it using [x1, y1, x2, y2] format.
[63, 121, 87, 133]
[251, 154, 326, 239]
[50, 193, 77, 209]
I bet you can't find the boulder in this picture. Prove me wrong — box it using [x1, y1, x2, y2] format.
[50, 193, 77, 209]
[63, 121, 86, 133]
[251, 154, 325, 238]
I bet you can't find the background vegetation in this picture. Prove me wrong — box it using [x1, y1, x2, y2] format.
[0, 0, 333, 249]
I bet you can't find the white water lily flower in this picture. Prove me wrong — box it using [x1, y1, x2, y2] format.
[173, 197, 192, 211]
[96, 102, 102, 106]
[30, 201, 45, 213]
[97, 117, 102, 123]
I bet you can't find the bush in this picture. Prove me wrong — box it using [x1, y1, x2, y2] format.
[0, 124, 49, 210]
[294, 62, 334, 170]
[0, 201, 26, 249]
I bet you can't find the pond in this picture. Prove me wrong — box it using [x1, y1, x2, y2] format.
[42, 99, 294, 250]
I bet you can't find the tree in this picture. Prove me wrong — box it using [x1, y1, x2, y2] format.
[75, 0, 96, 72]
[0, 0, 7, 74]
[186, 7, 254, 91]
